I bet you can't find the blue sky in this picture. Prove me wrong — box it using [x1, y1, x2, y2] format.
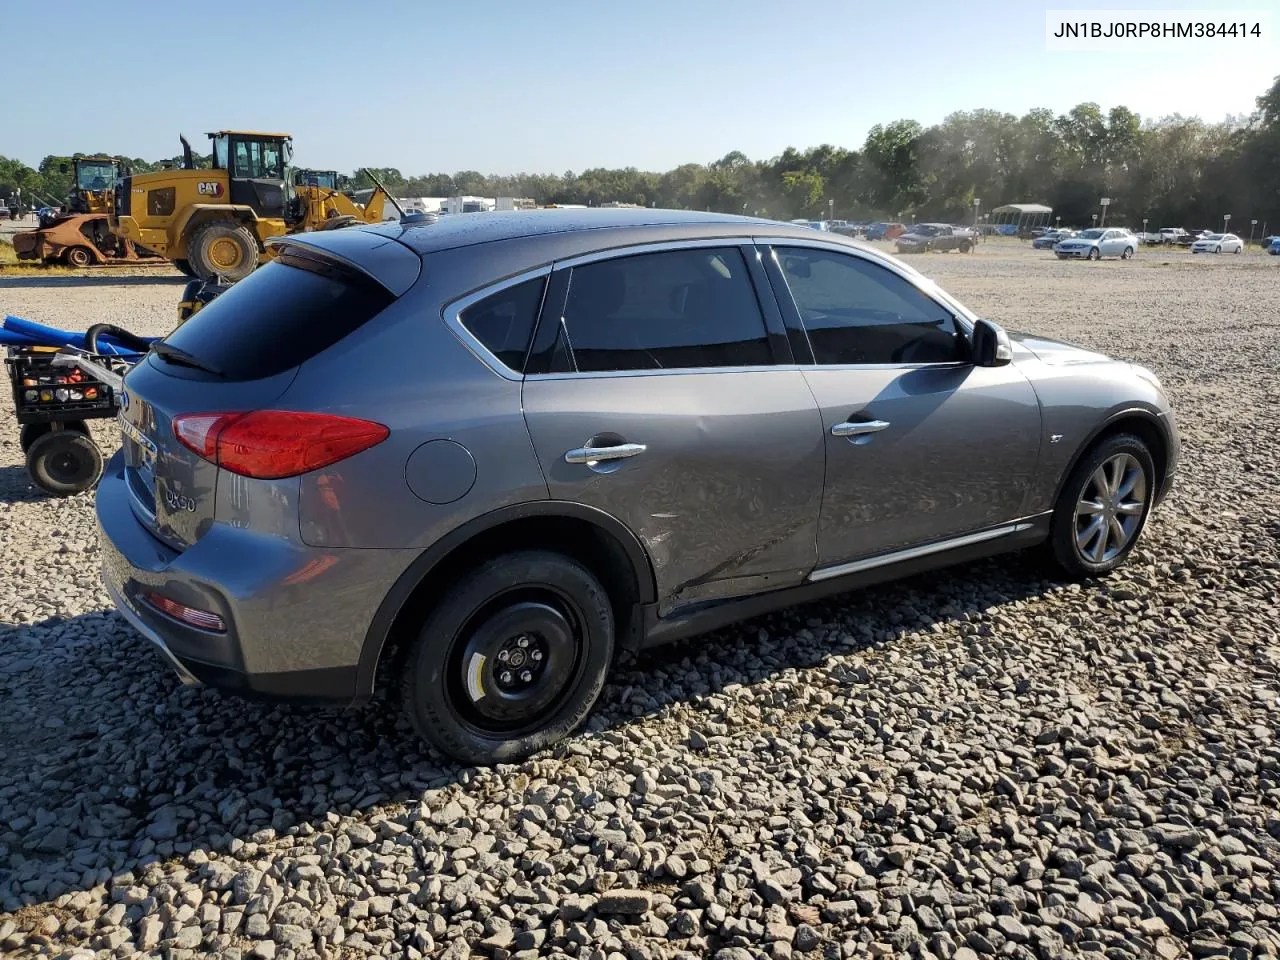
[10, 0, 1276, 174]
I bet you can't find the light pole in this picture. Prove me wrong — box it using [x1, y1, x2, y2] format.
[1223, 213, 1231, 233]
[1056, 216, 1061, 227]
[828, 198, 834, 223]
[1143, 217, 1148, 239]
[1091, 214, 1097, 227]
[1099, 197, 1110, 227]
[1250, 219, 1257, 244]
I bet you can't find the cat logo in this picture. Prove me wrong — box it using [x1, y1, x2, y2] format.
[196, 181, 224, 198]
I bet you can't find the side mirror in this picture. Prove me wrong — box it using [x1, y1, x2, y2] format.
[972, 318, 1012, 367]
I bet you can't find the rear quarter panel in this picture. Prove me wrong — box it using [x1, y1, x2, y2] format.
[280, 254, 549, 550]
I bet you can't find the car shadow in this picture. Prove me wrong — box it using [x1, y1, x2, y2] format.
[0, 550, 1054, 914]
[0, 274, 186, 289]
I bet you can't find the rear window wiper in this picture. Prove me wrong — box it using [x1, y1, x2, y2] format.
[150, 342, 225, 377]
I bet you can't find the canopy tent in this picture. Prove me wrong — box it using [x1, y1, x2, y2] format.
[990, 203, 1054, 236]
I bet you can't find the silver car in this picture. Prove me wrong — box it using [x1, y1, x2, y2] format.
[1054, 228, 1138, 260]
[97, 210, 1179, 765]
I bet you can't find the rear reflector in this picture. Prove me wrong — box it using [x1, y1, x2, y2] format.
[172, 410, 389, 480]
[140, 591, 226, 632]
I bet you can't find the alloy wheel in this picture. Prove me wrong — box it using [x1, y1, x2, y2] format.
[1074, 453, 1147, 563]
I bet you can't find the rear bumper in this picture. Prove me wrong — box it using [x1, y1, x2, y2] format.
[95, 449, 415, 704]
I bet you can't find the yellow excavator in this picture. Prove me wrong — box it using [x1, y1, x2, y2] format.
[109, 131, 400, 280]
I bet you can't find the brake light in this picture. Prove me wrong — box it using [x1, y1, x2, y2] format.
[140, 591, 226, 632]
[172, 411, 389, 480]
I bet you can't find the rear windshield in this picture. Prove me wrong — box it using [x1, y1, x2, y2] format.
[161, 254, 395, 381]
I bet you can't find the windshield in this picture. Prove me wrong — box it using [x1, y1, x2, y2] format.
[1203, 233, 1224, 240]
[76, 161, 116, 192]
[1078, 229, 1104, 239]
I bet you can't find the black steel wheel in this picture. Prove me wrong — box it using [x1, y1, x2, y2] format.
[25, 429, 103, 497]
[402, 550, 615, 766]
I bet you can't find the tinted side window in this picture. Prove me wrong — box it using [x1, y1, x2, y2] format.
[560, 247, 772, 373]
[775, 247, 966, 365]
[161, 254, 394, 381]
[458, 276, 546, 372]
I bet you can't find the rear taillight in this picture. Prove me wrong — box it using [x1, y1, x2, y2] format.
[172, 410, 389, 480]
[140, 591, 226, 632]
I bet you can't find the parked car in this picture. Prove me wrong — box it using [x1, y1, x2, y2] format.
[1033, 229, 1075, 249]
[1054, 228, 1138, 260]
[865, 222, 907, 241]
[97, 209, 1180, 765]
[1266, 236, 1280, 255]
[789, 219, 830, 232]
[895, 223, 975, 253]
[1190, 233, 1243, 254]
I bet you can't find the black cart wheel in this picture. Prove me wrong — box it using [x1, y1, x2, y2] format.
[26, 430, 103, 497]
[402, 550, 615, 766]
[19, 420, 88, 455]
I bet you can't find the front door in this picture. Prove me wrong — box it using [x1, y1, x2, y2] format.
[521, 242, 826, 614]
[764, 243, 1043, 566]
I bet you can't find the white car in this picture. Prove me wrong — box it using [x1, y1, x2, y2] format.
[1190, 233, 1243, 254]
[1054, 228, 1138, 261]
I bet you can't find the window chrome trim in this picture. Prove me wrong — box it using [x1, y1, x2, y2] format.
[548, 236, 761, 272]
[808, 521, 1036, 582]
[440, 264, 554, 382]
[525, 365, 799, 382]
[751, 235, 979, 335]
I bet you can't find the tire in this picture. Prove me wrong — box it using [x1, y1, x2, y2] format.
[1087, 247, 1100, 261]
[924, 242, 933, 253]
[1215, 246, 1222, 254]
[187, 221, 258, 282]
[1121, 246, 1134, 259]
[1047, 433, 1155, 580]
[1234, 246, 1241, 254]
[19, 419, 88, 454]
[65, 246, 93, 268]
[25, 429, 103, 497]
[960, 241, 972, 253]
[173, 258, 197, 278]
[401, 550, 615, 765]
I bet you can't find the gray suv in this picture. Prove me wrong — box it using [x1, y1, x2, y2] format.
[97, 209, 1179, 765]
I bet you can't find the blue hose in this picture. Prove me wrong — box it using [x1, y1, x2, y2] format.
[3, 315, 158, 355]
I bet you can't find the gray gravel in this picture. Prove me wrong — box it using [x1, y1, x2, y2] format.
[2, 250, 1280, 960]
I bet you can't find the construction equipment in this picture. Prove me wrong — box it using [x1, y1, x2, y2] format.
[10, 158, 157, 267]
[109, 132, 400, 281]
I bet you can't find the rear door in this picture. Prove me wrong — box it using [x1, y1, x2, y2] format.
[520, 241, 826, 615]
[760, 241, 1042, 567]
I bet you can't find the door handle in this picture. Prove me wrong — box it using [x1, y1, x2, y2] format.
[831, 419, 890, 438]
[564, 442, 647, 464]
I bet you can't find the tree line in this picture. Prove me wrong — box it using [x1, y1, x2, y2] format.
[5, 76, 1277, 231]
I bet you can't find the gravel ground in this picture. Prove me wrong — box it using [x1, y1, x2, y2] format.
[1, 248, 1278, 960]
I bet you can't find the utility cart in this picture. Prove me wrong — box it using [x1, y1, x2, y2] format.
[4, 322, 151, 497]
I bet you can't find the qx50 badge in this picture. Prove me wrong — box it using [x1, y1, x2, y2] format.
[164, 488, 197, 513]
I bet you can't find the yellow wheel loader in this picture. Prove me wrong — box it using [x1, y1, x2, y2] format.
[11, 158, 157, 267]
[108, 132, 399, 281]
